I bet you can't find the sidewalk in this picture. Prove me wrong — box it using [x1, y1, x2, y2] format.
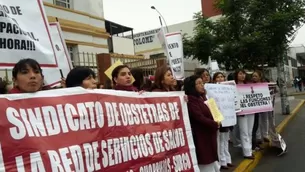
[285, 86, 305, 96]
[228, 98, 303, 172]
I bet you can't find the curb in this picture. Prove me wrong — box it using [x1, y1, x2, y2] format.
[233, 100, 305, 172]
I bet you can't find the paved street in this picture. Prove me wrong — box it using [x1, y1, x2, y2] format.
[228, 97, 303, 172]
[254, 106, 305, 172]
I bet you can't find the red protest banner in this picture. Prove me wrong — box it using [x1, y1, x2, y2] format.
[0, 88, 199, 172]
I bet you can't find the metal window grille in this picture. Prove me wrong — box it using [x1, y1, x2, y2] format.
[54, 0, 71, 9]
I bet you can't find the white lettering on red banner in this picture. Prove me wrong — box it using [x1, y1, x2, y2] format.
[0, 89, 199, 171]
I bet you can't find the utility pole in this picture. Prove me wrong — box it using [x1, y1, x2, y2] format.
[277, 55, 290, 115]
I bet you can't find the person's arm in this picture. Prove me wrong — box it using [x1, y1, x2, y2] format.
[188, 102, 219, 130]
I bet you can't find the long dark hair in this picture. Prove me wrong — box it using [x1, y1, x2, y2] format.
[66, 67, 96, 88]
[184, 75, 202, 97]
[234, 69, 247, 84]
[131, 68, 144, 90]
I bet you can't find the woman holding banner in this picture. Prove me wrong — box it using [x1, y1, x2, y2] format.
[213, 72, 234, 169]
[184, 75, 220, 172]
[235, 69, 255, 159]
[9, 58, 45, 94]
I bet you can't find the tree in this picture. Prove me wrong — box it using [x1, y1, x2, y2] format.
[184, 0, 305, 114]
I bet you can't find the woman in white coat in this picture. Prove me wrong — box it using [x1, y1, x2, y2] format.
[235, 69, 255, 159]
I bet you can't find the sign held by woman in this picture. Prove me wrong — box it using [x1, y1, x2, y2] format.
[237, 83, 273, 115]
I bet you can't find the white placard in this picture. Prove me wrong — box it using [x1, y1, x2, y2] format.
[221, 80, 241, 112]
[158, 29, 185, 80]
[205, 83, 237, 127]
[165, 32, 185, 80]
[0, 0, 57, 67]
[42, 22, 72, 87]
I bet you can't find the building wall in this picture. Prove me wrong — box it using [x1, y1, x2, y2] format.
[112, 36, 135, 55]
[125, 20, 200, 77]
[43, 0, 109, 60]
[201, 0, 221, 17]
[130, 20, 196, 55]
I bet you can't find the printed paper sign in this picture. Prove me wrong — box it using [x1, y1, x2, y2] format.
[237, 83, 273, 115]
[0, 0, 57, 67]
[221, 80, 241, 112]
[42, 22, 72, 86]
[0, 88, 200, 171]
[205, 83, 237, 127]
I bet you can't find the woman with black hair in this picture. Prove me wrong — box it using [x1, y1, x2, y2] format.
[130, 68, 144, 90]
[184, 75, 220, 172]
[235, 69, 255, 159]
[111, 65, 138, 91]
[65, 67, 97, 89]
[9, 58, 45, 93]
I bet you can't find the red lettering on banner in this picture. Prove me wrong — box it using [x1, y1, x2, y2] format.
[0, 92, 196, 171]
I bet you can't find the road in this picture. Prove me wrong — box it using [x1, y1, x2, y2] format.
[254, 96, 305, 172]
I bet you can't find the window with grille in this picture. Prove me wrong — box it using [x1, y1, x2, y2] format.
[66, 44, 76, 66]
[54, 0, 72, 9]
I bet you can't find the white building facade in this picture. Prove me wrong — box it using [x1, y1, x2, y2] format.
[43, 0, 109, 67]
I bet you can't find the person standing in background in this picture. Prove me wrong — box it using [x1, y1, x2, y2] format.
[235, 69, 255, 159]
[251, 70, 269, 151]
[213, 72, 234, 169]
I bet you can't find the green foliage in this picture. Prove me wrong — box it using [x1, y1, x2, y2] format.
[183, 0, 305, 70]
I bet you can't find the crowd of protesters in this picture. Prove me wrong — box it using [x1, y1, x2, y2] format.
[0, 58, 283, 172]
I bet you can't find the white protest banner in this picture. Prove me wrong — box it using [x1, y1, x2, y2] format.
[42, 22, 72, 87]
[237, 83, 273, 115]
[205, 83, 237, 127]
[165, 32, 185, 80]
[0, 0, 57, 67]
[0, 88, 200, 171]
[221, 80, 241, 112]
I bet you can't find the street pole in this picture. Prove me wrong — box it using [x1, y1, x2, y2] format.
[159, 16, 163, 27]
[277, 56, 290, 115]
[151, 6, 169, 33]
